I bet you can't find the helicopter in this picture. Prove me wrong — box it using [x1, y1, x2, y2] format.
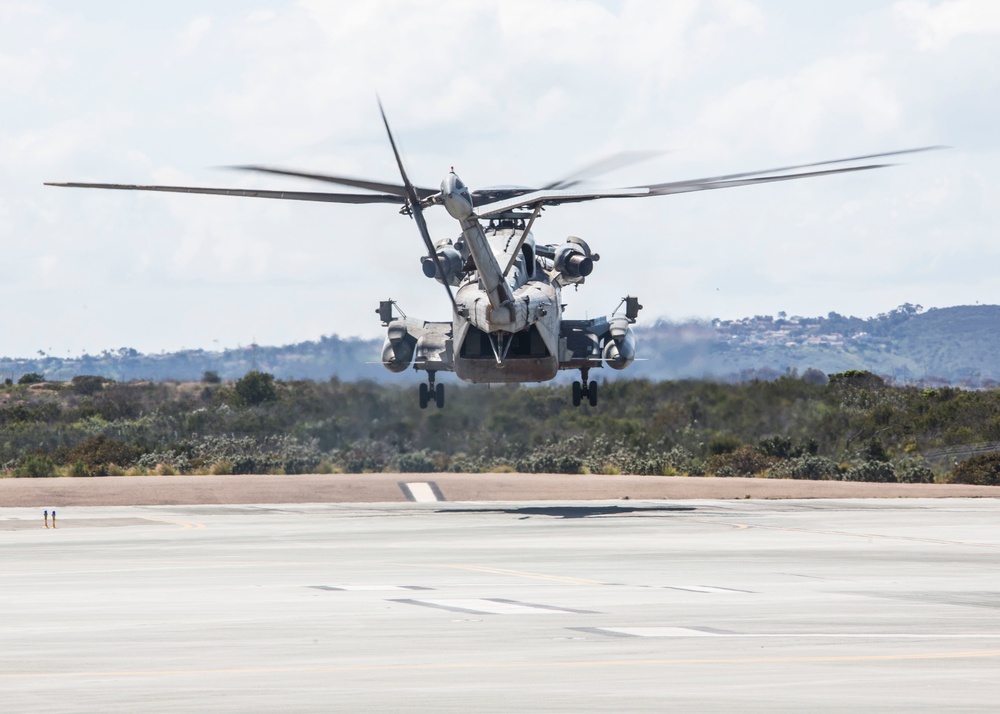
[47, 104, 939, 408]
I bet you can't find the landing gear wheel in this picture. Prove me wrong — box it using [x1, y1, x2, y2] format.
[588, 380, 598, 406]
[572, 381, 582, 407]
[434, 383, 445, 409]
[419, 382, 429, 409]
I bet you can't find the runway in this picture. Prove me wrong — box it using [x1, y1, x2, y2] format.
[3, 498, 1000, 712]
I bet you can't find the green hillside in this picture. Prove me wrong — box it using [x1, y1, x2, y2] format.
[0, 304, 996, 386]
[638, 304, 1000, 386]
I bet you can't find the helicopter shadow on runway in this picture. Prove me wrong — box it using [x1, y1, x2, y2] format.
[435, 504, 696, 519]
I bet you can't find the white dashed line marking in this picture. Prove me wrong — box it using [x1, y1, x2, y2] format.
[585, 627, 732, 638]
[393, 598, 596, 615]
[310, 585, 432, 591]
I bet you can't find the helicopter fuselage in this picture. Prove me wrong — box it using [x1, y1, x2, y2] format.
[378, 173, 640, 401]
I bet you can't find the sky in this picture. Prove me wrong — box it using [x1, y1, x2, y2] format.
[1, 0, 998, 357]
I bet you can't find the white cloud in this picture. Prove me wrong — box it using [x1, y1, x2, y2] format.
[0, 0, 993, 356]
[177, 14, 213, 54]
[696, 52, 900, 156]
[894, 0, 1000, 51]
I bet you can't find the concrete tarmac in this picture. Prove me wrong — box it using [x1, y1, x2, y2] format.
[3, 498, 1000, 712]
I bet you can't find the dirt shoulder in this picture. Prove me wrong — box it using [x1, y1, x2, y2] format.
[0, 472, 997, 507]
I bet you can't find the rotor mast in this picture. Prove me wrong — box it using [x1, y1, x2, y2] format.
[440, 172, 512, 315]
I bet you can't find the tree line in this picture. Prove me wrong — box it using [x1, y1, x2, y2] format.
[3, 370, 1000, 486]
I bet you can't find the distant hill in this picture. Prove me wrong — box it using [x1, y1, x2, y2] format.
[635, 304, 1000, 387]
[2, 304, 997, 386]
[0, 336, 383, 384]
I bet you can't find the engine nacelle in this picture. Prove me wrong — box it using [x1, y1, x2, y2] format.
[603, 320, 636, 370]
[421, 245, 463, 283]
[554, 242, 594, 280]
[381, 324, 416, 373]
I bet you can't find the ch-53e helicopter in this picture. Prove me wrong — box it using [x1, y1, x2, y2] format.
[47, 104, 939, 408]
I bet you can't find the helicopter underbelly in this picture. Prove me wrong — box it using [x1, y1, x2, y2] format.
[453, 320, 560, 383]
[454, 355, 559, 383]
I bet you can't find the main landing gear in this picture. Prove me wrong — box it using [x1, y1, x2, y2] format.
[571, 367, 598, 407]
[419, 372, 445, 409]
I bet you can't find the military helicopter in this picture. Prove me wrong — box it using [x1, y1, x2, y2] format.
[47, 104, 939, 408]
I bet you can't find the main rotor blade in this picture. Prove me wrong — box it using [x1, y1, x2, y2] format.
[378, 99, 458, 312]
[474, 162, 899, 218]
[470, 147, 942, 210]
[640, 145, 945, 193]
[647, 163, 890, 196]
[474, 146, 944, 217]
[466, 151, 666, 205]
[475, 186, 649, 217]
[542, 150, 666, 190]
[44, 181, 406, 204]
[228, 165, 438, 200]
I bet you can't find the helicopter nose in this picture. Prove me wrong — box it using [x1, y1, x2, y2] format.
[442, 171, 465, 193]
[441, 172, 474, 220]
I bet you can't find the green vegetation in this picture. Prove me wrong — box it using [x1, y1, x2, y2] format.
[0, 369, 997, 484]
[948, 453, 1000, 486]
[234, 370, 278, 407]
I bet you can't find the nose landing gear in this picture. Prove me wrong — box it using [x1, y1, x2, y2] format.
[419, 372, 445, 409]
[571, 367, 598, 407]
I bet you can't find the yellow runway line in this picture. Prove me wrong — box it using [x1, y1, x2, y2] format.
[5, 649, 1000, 680]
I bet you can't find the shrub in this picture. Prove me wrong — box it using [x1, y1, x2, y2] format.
[843, 461, 897, 483]
[862, 437, 890, 463]
[769, 455, 841, 480]
[138, 434, 321, 475]
[234, 370, 277, 407]
[943, 425, 977, 446]
[897, 461, 935, 484]
[345, 456, 381, 473]
[396, 451, 438, 473]
[66, 435, 140, 475]
[69, 460, 89, 477]
[757, 436, 818, 459]
[518, 451, 583, 474]
[948, 453, 1000, 486]
[133, 451, 191, 475]
[211, 459, 233, 475]
[705, 435, 742, 456]
[202, 370, 222, 384]
[661, 445, 701, 475]
[828, 370, 886, 389]
[70, 375, 108, 395]
[337, 440, 391, 474]
[17, 372, 45, 385]
[15, 454, 56, 478]
[707, 446, 776, 477]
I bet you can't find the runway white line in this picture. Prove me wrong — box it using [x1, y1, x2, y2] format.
[665, 586, 751, 594]
[400, 482, 443, 502]
[586, 627, 1000, 639]
[394, 598, 593, 615]
[310, 585, 432, 591]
